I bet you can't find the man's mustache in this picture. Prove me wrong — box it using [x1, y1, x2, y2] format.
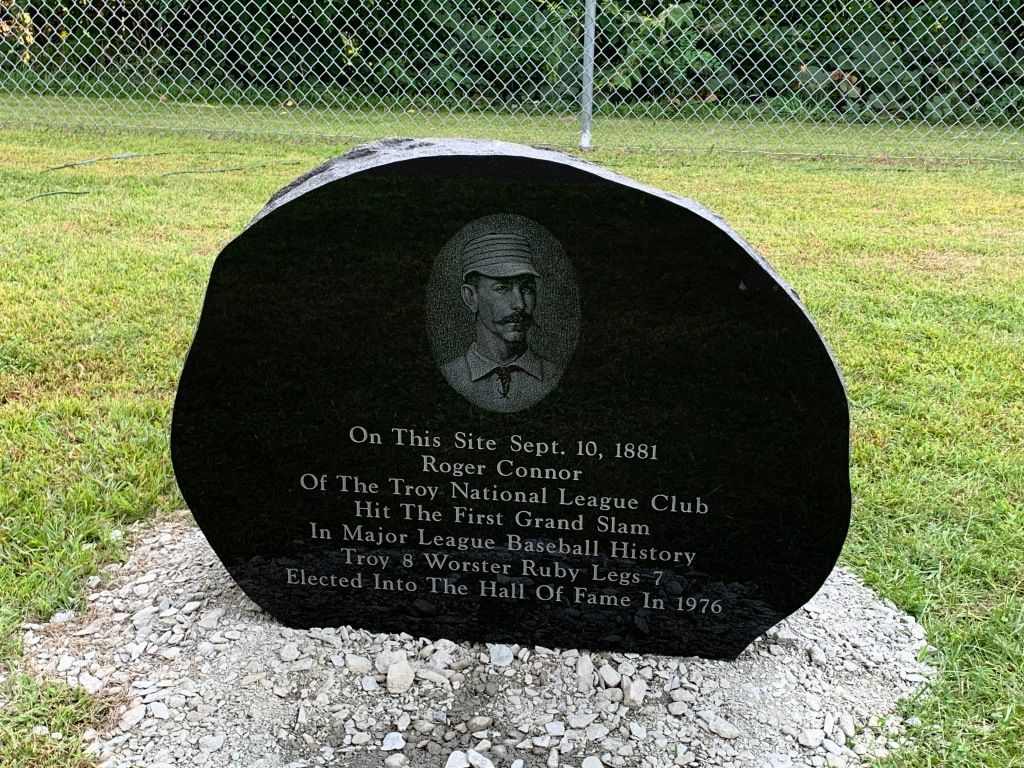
[499, 313, 535, 326]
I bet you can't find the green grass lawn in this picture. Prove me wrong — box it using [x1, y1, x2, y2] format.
[4, 92, 1023, 161]
[1, 127, 1022, 767]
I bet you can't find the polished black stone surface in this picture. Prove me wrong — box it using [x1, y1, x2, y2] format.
[171, 139, 850, 660]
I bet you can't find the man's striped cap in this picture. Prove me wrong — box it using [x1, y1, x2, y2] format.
[461, 231, 540, 280]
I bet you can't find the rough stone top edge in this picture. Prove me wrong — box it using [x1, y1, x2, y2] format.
[239, 137, 846, 397]
[252, 136, 708, 227]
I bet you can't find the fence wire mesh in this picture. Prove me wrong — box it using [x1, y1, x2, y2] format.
[2, 0, 1022, 159]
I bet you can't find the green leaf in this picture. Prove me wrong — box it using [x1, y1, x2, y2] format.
[707, 66, 738, 94]
[661, 4, 693, 30]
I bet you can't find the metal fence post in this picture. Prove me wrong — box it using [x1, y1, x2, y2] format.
[580, 0, 597, 150]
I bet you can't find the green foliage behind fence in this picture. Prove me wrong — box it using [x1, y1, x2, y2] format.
[2, 0, 1023, 127]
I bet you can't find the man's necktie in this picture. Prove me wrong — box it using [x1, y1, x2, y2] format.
[496, 366, 514, 398]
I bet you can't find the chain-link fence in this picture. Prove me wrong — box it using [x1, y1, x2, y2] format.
[2, 1, 1022, 159]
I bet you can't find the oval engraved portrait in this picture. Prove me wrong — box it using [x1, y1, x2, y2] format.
[425, 214, 580, 413]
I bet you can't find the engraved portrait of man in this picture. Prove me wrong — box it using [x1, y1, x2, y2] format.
[439, 229, 567, 413]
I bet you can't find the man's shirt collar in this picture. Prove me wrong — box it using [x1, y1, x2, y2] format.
[467, 344, 544, 382]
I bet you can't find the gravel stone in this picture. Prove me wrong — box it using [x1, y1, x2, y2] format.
[577, 654, 594, 693]
[386, 659, 415, 693]
[839, 712, 857, 738]
[78, 672, 103, 695]
[279, 643, 300, 662]
[375, 649, 406, 674]
[489, 645, 514, 667]
[344, 654, 372, 674]
[119, 705, 146, 730]
[199, 733, 225, 752]
[622, 678, 647, 708]
[823, 738, 843, 754]
[598, 664, 621, 688]
[774, 628, 800, 646]
[569, 713, 598, 728]
[698, 711, 741, 739]
[382, 731, 406, 750]
[197, 608, 224, 630]
[799, 729, 827, 748]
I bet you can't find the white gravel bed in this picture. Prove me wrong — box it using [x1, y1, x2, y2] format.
[21, 513, 935, 768]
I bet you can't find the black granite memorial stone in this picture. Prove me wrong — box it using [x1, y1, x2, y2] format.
[171, 138, 850, 660]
